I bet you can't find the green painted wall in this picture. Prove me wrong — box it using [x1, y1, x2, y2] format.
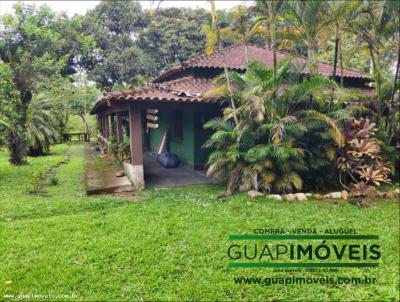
[144, 106, 220, 168]
[194, 111, 218, 168]
[147, 107, 195, 166]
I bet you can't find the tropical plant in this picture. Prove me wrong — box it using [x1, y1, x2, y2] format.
[206, 0, 238, 125]
[337, 118, 391, 195]
[0, 3, 93, 164]
[26, 98, 59, 156]
[219, 5, 255, 63]
[345, 0, 399, 124]
[204, 60, 346, 195]
[252, 0, 284, 103]
[0, 63, 19, 150]
[282, 0, 331, 75]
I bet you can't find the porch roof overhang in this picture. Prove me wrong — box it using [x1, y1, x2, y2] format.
[91, 76, 220, 115]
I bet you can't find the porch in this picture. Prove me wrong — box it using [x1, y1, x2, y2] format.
[143, 153, 210, 188]
[94, 101, 219, 190]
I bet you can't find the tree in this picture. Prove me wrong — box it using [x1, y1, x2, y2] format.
[0, 63, 19, 149]
[26, 97, 59, 156]
[207, 0, 238, 125]
[283, 0, 331, 75]
[82, 0, 152, 89]
[138, 7, 210, 74]
[253, 0, 284, 105]
[346, 0, 398, 125]
[220, 5, 255, 63]
[204, 60, 345, 195]
[68, 78, 101, 140]
[0, 3, 91, 164]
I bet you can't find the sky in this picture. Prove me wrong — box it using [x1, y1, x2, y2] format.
[0, 1, 252, 16]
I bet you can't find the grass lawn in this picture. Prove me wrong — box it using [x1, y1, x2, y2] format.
[0, 143, 399, 301]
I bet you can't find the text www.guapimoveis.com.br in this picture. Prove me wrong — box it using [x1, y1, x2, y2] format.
[234, 276, 377, 286]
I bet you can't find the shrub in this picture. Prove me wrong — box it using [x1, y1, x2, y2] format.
[337, 118, 391, 195]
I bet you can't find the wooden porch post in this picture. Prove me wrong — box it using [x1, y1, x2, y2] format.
[106, 114, 111, 138]
[99, 115, 103, 135]
[129, 105, 143, 165]
[126, 105, 144, 189]
[116, 113, 123, 143]
[110, 114, 115, 137]
[101, 115, 107, 137]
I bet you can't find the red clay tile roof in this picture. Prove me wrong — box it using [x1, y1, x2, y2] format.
[154, 44, 369, 82]
[91, 44, 371, 114]
[155, 76, 217, 97]
[90, 79, 218, 114]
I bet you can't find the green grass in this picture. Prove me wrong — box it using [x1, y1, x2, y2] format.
[0, 143, 399, 301]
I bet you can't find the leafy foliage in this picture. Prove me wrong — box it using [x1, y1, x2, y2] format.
[0, 63, 19, 149]
[337, 118, 391, 195]
[204, 61, 345, 194]
[82, 2, 210, 89]
[26, 98, 59, 156]
[0, 2, 93, 164]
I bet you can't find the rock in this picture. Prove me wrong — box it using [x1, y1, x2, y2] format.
[268, 194, 282, 201]
[365, 187, 377, 198]
[239, 184, 250, 192]
[294, 193, 308, 201]
[305, 193, 312, 197]
[341, 190, 349, 201]
[394, 188, 400, 194]
[329, 192, 342, 199]
[313, 193, 323, 200]
[350, 200, 370, 207]
[115, 171, 125, 177]
[248, 190, 263, 198]
[323, 194, 330, 199]
[285, 193, 296, 202]
[377, 191, 386, 197]
[384, 191, 395, 199]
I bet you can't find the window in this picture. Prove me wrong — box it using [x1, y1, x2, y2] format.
[172, 110, 183, 142]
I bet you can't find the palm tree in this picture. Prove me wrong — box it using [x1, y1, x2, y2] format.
[345, 0, 398, 124]
[26, 97, 59, 156]
[327, 1, 352, 107]
[252, 0, 284, 105]
[207, 0, 238, 125]
[220, 5, 254, 63]
[204, 60, 345, 195]
[283, 0, 331, 75]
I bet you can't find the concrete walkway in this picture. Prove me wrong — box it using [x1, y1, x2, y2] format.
[85, 145, 133, 195]
[143, 153, 211, 188]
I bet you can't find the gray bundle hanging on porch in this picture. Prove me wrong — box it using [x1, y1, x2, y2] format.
[157, 153, 180, 168]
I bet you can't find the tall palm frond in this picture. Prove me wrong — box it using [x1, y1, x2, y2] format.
[304, 110, 344, 147]
[26, 98, 59, 156]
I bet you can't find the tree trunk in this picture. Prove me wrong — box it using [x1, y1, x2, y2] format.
[339, 41, 344, 86]
[210, 0, 238, 125]
[329, 23, 340, 110]
[368, 46, 382, 124]
[7, 90, 31, 165]
[307, 41, 318, 76]
[271, 15, 277, 106]
[243, 38, 249, 64]
[267, 0, 282, 107]
[80, 113, 90, 142]
[225, 168, 240, 196]
[386, 49, 400, 144]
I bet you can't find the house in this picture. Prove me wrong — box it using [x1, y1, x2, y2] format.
[90, 44, 371, 189]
